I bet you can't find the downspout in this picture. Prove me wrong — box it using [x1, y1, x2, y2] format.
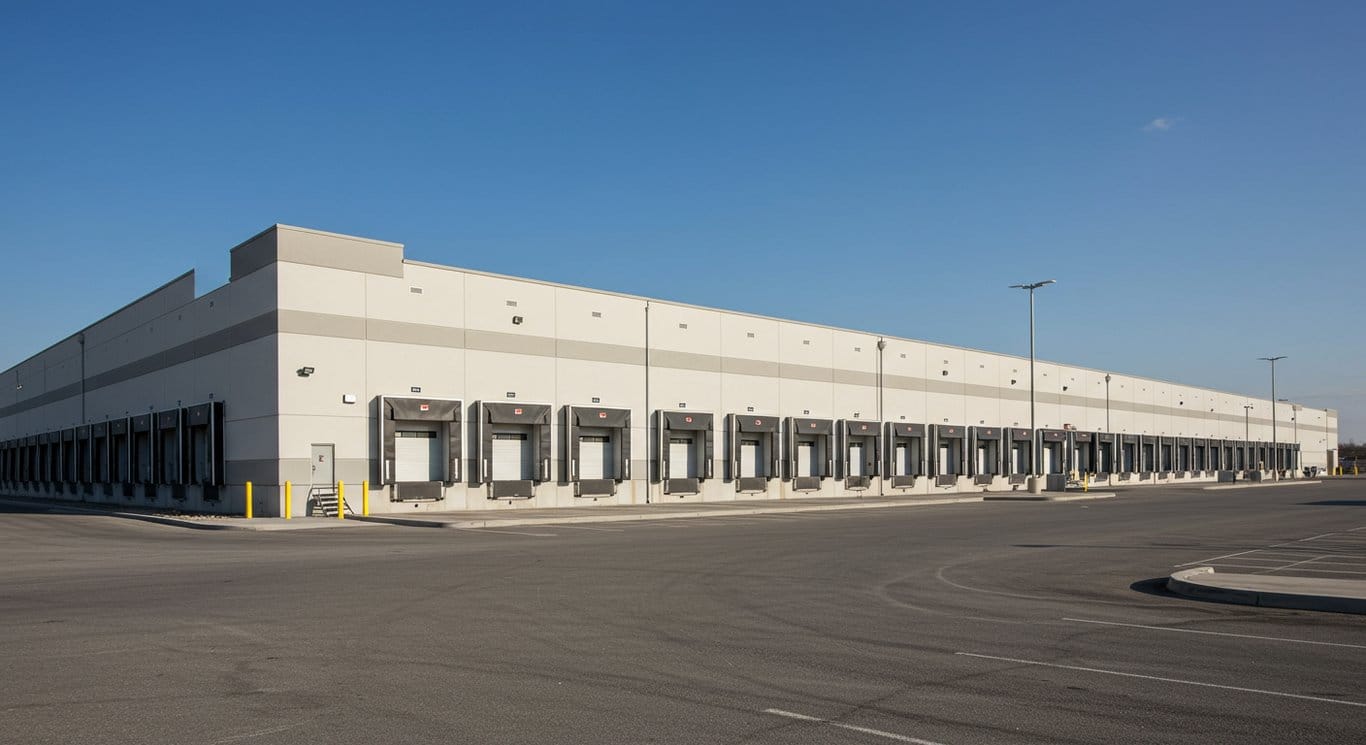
[643, 300, 650, 504]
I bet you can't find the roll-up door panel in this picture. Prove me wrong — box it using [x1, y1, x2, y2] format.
[493, 433, 532, 481]
[396, 430, 442, 482]
[739, 439, 762, 479]
[669, 437, 697, 479]
[579, 435, 610, 480]
[848, 443, 866, 477]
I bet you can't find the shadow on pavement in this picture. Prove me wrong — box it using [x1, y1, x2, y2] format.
[1300, 500, 1366, 506]
[1130, 576, 1179, 599]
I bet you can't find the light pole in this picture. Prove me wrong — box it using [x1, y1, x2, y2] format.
[1243, 404, 1253, 440]
[1258, 356, 1286, 479]
[1010, 279, 1056, 486]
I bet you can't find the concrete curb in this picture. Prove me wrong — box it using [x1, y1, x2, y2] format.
[983, 492, 1116, 502]
[352, 495, 992, 529]
[1167, 566, 1366, 614]
[1202, 480, 1322, 491]
[0, 498, 381, 531]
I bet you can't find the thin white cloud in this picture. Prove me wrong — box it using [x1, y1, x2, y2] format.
[1143, 117, 1179, 133]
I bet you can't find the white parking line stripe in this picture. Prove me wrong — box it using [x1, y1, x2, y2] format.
[553, 525, 624, 532]
[1262, 556, 1330, 573]
[454, 528, 557, 537]
[1062, 618, 1366, 650]
[762, 709, 949, 745]
[955, 653, 1366, 707]
[1175, 549, 1260, 567]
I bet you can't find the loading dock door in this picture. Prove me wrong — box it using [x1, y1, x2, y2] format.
[938, 443, 955, 474]
[116, 437, 129, 482]
[894, 443, 913, 476]
[396, 430, 442, 482]
[578, 435, 611, 480]
[1011, 444, 1027, 474]
[1042, 445, 1055, 474]
[739, 439, 762, 478]
[669, 437, 698, 479]
[493, 433, 532, 481]
[848, 442, 866, 478]
[796, 441, 817, 477]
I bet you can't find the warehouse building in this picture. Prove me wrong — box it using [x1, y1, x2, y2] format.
[0, 225, 1339, 516]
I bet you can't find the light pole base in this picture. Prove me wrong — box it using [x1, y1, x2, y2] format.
[1027, 476, 1042, 494]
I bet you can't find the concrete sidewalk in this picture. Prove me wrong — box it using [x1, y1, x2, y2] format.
[0, 497, 387, 531]
[353, 490, 1112, 530]
[1203, 480, 1323, 491]
[1168, 566, 1366, 614]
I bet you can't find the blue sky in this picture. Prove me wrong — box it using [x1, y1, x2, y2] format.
[2, 1, 1362, 439]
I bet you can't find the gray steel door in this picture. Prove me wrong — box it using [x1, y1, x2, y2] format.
[493, 432, 531, 481]
[311, 443, 334, 487]
[579, 435, 611, 480]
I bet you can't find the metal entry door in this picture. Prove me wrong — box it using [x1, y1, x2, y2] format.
[739, 438, 761, 478]
[493, 432, 532, 481]
[579, 435, 611, 480]
[311, 444, 334, 487]
[396, 430, 440, 481]
[848, 442, 866, 477]
[669, 436, 697, 478]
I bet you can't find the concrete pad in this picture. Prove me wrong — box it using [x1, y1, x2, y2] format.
[354, 494, 990, 529]
[1168, 566, 1366, 614]
[1203, 480, 1322, 491]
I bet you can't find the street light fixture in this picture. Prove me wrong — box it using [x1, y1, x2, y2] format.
[1258, 356, 1286, 479]
[1243, 404, 1253, 440]
[1010, 279, 1056, 485]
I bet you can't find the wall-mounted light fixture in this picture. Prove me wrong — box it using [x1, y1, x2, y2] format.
[511, 315, 524, 325]
[297, 366, 315, 377]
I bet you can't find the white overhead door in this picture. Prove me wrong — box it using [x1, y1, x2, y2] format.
[739, 438, 762, 478]
[396, 430, 442, 482]
[579, 435, 611, 480]
[493, 432, 531, 481]
[1012, 444, 1027, 474]
[668, 437, 696, 478]
[976, 445, 990, 474]
[894, 443, 912, 476]
[1042, 445, 1056, 474]
[939, 443, 955, 474]
[848, 442, 866, 477]
[796, 440, 816, 477]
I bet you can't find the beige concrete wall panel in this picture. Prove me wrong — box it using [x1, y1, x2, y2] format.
[778, 321, 833, 369]
[719, 373, 781, 416]
[275, 226, 403, 279]
[364, 341, 465, 403]
[554, 358, 644, 419]
[278, 335, 367, 417]
[464, 350, 556, 405]
[648, 302, 722, 355]
[277, 263, 368, 316]
[649, 367, 721, 413]
[464, 273, 557, 337]
[780, 377, 833, 419]
[651, 349, 720, 373]
[833, 384, 878, 420]
[366, 265, 465, 326]
[554, 287, 644, 346]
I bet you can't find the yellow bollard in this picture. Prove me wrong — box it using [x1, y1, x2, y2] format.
[337, 480, 345, 520]
[284, 480, 292, 520]
[245, 481, 253, 519]
[362, 479, 370, 516]
[1083, 472, 1089, 492]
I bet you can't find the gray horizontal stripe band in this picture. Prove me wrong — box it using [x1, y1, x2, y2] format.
[3, 309, 1331, 439]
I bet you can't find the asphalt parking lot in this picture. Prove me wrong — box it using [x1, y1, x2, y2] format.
[2, 481, 1364, 744]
